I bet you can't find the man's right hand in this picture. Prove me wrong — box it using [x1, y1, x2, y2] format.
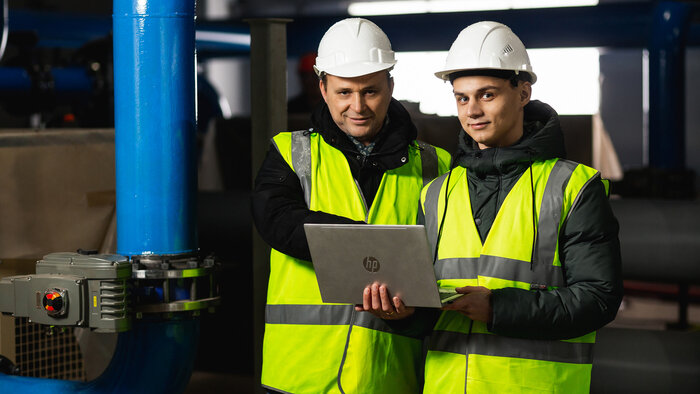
[354, 282, 415, 320]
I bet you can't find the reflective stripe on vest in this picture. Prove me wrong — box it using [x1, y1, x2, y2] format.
[424, 171, 447, 258]
[265, 304, 418, 337]
[533, 159, 577, 270]
[428, 330, 594, 364]
[291, 129, 312, 206]
[434, 255, 567, 288]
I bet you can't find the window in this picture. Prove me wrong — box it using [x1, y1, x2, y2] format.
[392, 47, 600, 116]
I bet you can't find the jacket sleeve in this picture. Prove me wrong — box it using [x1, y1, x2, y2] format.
[489, 178, 624, 340]
[251, 143, 363, 261]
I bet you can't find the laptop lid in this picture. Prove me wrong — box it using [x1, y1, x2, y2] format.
[303, 223, 444, 308]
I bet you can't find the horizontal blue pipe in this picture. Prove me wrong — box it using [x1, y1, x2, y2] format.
[10, 4, 700, 57]
[8, 9, 250, 54]
[8, 9, 112, 49]
[0, 67, 31, 91]
[0, 66, 93, 103]
[114, 0, 198, 256]
[0, 319, 199, 393]
[52, 68, 93, 94]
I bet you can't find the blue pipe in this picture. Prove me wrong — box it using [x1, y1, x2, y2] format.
[52, 68, 93, 96]
[0, 319, 199, 393]
[0, 66, 92, 96]
[648, 1, 692, 170]
[8, 9, 251, 55]
[114, 0, 198, 256]
[0, 1, 201, 392]
[0, 67, 31, 91]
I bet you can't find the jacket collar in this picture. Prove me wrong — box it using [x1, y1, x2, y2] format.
[453, 100, 566, 178]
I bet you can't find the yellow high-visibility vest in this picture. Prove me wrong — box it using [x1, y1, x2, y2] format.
[420, 159, 600, 394]
[262, 130, 451, 394]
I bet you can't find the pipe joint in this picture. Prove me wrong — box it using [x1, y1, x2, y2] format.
[131, 252, 221, 317]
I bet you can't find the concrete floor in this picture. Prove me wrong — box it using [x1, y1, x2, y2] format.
[184, 294, 700, 393]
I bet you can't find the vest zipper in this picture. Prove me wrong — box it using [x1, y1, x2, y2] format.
[464, 319, 474, 394]
[354, 178, 370, 222]
[528, 164, 537, 271]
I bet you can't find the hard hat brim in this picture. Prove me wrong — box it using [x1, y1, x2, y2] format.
[315, 62, 396, 79]
[434, 67, 537, 84]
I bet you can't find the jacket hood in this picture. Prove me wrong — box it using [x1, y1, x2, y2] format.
[453, 100, 566, 177]
[310, 98, 418, 169]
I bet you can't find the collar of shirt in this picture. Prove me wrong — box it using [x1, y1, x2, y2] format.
[345, 114, 390, 157]
[348, 136, 376, 156]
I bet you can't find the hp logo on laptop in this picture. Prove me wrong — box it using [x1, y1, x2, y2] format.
[363, 256, 380, 273]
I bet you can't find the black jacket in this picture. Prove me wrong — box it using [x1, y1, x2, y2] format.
[425, 100, 623, 340]
[252, 98, 420, 261]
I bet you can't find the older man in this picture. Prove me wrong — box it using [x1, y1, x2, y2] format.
[252, 18, 450, 393]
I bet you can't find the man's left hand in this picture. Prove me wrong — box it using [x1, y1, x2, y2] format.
[442, 285, 492, 323]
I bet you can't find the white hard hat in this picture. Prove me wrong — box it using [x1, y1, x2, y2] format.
[314, 18, 396, 78]
[435, 21, 537, 84]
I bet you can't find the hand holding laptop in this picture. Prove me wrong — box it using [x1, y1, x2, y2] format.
[441, 285, 492, 323]
[354, 282, 415, 320]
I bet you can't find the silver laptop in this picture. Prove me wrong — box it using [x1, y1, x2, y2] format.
[303, 223, 461, 308]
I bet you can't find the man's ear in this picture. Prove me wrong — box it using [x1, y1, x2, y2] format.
[319, 79, 328, 103]
[520, 81, 532, 107]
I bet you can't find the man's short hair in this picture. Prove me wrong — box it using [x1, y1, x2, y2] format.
[448, 69, 532, 87]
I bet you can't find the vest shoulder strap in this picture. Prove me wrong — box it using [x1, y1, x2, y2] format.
[416, 141, 438, 187]
[289, 129, 313, 207]
[531, 159, 579, 282]
[422, 171, 452, 261]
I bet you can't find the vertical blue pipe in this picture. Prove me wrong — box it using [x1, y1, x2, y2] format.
[0, 1, 200, 392]
[114, 0, 198, 256]
[648, 1, 691, 169]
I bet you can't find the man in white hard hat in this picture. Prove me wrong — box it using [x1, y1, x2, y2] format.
[415, 21, 622, 392]
[421, 22, 622, 393]
[251, 18, 450, 393]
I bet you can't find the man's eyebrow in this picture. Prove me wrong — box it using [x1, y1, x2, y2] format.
[361, 84, 382, 91]
[333, 84, 382, 93]
[453, 85, 501, 95]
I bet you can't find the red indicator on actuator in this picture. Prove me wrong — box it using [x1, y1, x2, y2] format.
[42, 289, 66, 317]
